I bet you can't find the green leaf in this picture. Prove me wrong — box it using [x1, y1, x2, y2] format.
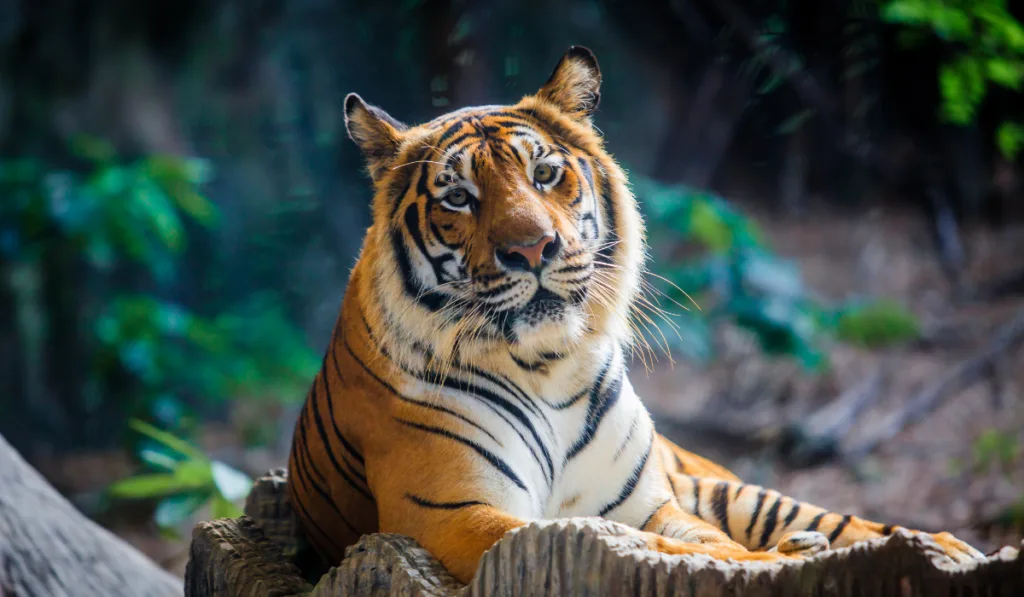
[688, 199, 733, 253]
[107, 473, 183, 499]
[776, 108, 816, 135]
[880, 0, 930, 25]
[996, 121, 1024, 160]
[154, 493, 209, 528]
[986, 58, 1024, 89]
[210, 494, 244, 520]
[832, 300, 921, 347]
[129, 419, 208, 462]
[211, 461, 253, 502]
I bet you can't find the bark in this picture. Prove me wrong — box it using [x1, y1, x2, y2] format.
[185, 470, 1024, 597]
[0, 433, 182, 597]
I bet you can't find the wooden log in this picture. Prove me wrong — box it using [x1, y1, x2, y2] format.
[184, 470, 1024, 597]
[0, 433, 183, 597]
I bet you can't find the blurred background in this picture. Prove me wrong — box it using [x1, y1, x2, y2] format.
[1, 0, 1022, 579]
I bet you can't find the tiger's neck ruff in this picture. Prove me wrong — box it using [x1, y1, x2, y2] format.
[287, 46, 985, 585]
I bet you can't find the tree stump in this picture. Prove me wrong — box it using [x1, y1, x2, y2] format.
[185, 470, 1024, 597]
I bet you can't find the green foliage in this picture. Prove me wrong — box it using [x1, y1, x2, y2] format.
[94, 293, 318, 434]
[1, 137, 318, 438]
[108, 420, 252, 537]
[1, 138, 216, 278]
[830, 300, 921, 348]
[635, 176, 921, 371]
[880, 0, 1024, 159]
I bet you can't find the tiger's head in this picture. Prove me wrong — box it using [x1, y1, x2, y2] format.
[346, 47, 645, 363]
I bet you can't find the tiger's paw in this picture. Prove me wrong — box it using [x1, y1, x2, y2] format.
[769, 531, 829, 557]
[914, 531, 986, 565]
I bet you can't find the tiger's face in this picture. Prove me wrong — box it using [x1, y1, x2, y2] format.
[346, 47, 644, 358]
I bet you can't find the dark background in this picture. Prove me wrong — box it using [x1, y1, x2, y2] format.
[1, 0, 1022, 577]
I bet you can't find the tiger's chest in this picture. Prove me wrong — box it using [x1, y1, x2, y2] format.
[418, 350, 662, 528]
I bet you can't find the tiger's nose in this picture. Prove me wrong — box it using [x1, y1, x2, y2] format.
[496, 233, 561, 272]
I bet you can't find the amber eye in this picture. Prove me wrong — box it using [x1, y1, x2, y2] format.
[534, 163, 557, 184]
[442, 187, 471, 209]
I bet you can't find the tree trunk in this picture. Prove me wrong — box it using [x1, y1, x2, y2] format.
[0, 433, 182, 597]
[185, 469, 1024, 597]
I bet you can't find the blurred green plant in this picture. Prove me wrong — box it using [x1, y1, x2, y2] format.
[107, 420, 253, 537]
[634, 176, 921, 371]
[879, 0, 1024, 160]
[0, 136, 318, 440]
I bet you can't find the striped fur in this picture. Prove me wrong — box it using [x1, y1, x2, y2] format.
[287, 46, 983, 583]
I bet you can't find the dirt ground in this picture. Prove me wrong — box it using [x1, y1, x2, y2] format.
[30, 204, 1024, 578]
[634, 203, 1024, 555]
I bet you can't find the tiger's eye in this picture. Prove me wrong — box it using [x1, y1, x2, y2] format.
[445, 188, 470, 207]
[534, 163, 556, 184]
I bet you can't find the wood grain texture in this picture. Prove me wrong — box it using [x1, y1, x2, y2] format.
[0, 433, 183, 597]
[185, 470, 1024, 597]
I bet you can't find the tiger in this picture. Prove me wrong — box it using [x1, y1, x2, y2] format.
[286, 46, 984, 584]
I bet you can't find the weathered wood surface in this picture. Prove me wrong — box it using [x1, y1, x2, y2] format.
[186, 470, 1024, 597]
[0, 433, 183, 597]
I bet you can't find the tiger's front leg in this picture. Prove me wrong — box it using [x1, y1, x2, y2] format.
[668, 471, 985, 564]
[367, 427, 801, 585]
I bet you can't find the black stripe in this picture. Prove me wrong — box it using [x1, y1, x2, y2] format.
[665, 472, 678, 496]
[806, 512, 826, 532]
[758, 496, 783, 548]
[451, 359, 551, 431]
[397, 418, 528, 491]
[612, 415, 640, 461]
[549, 387, 588, 410]
[783, 502, 802, 528]
[290, 426, 362, 539]
[711, 481, 731, 535]
[598, 433, 654, 516]
[406, 493, 488, 510]
[881, 524, 895, 536]
[691, 476, 701, 518]
[426, 372, 554, 484]
[596, 165, 619, 262]
[386, 147, 423, 219]
[320, 358, 368, 475]
[673, 452, 687, 474]
[565, 349, 623, 461]
[390, 227, 446, 312]
[307, 381, 375, 502]
[342, 333, 505, 447]
[828, 515, 852, 544]
[405, 204, 450, 289]
[745, 489, 768, 540]
[436, 120, 468, 147]
[510, 353, 548, 372]
[641, 499, 670, 531]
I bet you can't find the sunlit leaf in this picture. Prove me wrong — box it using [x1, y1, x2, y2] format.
[129, 419, 208, 461]
[155, 493, 209, 529]
[211, 461, 253, 502]
[107, 473, 183, 499]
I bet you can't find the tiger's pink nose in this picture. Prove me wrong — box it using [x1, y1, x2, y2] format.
[496, 233, 562, 272]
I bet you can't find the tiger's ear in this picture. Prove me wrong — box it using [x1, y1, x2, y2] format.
[535, 46, 602, 121]
[344, 93, 409, 181]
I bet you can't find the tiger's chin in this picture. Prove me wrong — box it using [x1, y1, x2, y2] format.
[505, 295, 588, 355]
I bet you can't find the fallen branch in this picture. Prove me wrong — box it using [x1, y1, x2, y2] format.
[0, 433, 183, 597]
[185, 470, 1024, 597]
[845, 309, 1024, 462]
[778, 368, 884, 467]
